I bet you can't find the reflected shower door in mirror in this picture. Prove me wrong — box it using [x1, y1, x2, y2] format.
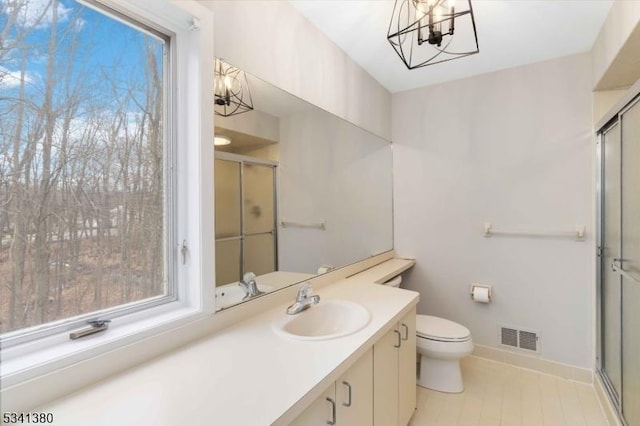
[215, 155, 277, 280]
[213, 58, 393, 311]
[214, 154, 290, 310]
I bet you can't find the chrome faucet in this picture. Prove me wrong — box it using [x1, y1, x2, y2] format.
[239, 272, 264, 301]
[286, 282, 320, 315]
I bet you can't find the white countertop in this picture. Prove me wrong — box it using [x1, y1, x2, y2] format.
[348, 257, 416, 283]
[37, 259, 418, 426]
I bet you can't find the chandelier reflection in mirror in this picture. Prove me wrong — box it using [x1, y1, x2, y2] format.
[387, 0, 479, 69]
[214, 58, 254, 117]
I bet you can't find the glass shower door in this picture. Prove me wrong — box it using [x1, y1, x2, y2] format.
[599, 95, 640, 426]
[214, 159, 242, 286]
[620, 98, 640, 426]
[600, 122, 622, 405]
[214, 154, 278, 288]
[243, 162, 277, 276]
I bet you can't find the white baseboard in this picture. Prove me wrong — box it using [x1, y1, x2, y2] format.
[472, 344, 593, 384]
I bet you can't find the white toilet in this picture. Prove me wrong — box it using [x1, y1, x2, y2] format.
[383, 275, 473, 393]
[415, 315, 473, 393]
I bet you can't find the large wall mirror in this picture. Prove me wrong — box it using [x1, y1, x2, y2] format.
[214, 59, 393, 311]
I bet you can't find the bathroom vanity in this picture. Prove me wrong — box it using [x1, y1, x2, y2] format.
[35, 258, 417, 425]
[291, 306, 416, 426]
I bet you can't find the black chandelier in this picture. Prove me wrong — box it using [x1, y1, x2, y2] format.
[214, 58, 254, 117]
[387, 0, 479, 69]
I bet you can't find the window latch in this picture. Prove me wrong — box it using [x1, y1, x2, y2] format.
[69, 319, 111, 340]
[188, 17, 200, 32]
[181, 240, 189, 265]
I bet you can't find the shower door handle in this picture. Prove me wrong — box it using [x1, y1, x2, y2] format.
[611, 258, 625, 272]
[611, 259, 640, 285]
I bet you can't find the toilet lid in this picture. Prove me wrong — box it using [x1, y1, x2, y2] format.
[416, 315, 471, 342]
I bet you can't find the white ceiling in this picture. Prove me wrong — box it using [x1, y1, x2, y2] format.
[289, 0, 614, 93]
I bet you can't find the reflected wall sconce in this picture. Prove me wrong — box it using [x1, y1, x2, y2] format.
[214, 58, 254, 117]
[387, 0, 479, 69]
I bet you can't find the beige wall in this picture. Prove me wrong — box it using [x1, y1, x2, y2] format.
[216, 109, 280, 143]
[590, 1, 640, 132]
[236, 144, 280, 162]
[592, 89, 628, 125]
[591, 0, 640, 90]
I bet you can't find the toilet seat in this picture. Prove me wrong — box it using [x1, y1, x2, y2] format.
[416, 315, 471, 342]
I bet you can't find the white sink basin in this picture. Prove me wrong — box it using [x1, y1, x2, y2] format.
[273, 299, 370, 341]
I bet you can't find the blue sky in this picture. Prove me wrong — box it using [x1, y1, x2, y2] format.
[1, 0, 163, 116]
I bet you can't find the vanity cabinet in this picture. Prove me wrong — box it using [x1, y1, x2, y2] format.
[373, 308, 416, 426]
[290, 348, 373, 426]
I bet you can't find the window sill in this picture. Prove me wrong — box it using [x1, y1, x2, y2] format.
[0, 303, 205, 388]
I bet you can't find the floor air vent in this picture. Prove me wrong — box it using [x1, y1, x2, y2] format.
[499, 325, 540, 353]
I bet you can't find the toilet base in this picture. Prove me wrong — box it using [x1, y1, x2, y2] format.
[418, 355, 464, 393]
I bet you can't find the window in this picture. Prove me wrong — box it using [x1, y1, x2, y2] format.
[0, 0, 176, 343]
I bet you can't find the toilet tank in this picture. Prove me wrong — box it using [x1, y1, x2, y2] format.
[383, 274, 402, 287]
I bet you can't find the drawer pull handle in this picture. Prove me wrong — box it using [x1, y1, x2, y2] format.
[394, 329, 401, 348]
[342, 381, 352, 407]
[326, 397, 336, 425]
[401, 323, 409, 341]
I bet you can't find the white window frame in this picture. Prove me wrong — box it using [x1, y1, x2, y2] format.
[3, 0, 176, 342]
[0, 0, 214, 389]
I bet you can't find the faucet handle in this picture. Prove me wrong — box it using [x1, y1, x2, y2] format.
[297, 282, 312, 299]
[242, 272, 256, 284]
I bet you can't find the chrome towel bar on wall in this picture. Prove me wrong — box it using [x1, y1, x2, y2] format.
[280, 219, 326, 230]
[483, 222, 585, 241]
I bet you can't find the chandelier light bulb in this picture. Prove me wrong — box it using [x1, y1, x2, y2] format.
[214, 58, 254, 117]
[415, 0, 429, 14]
[388, 0, 479, 69]
[434, 6, 443, 23]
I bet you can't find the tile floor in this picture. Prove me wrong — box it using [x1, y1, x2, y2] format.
[409, 356, 609, 426]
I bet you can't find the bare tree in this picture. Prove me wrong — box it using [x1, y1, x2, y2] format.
[1, 0, 166, 333]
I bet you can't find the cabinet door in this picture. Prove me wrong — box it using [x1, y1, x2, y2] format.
[398, 308, 417, 426]
[373, 326, 400, 426]
[290, 383, 336, 426]
[337, 348, 373, 425]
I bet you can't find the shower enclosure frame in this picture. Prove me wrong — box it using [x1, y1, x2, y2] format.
[595, 80, 640, 426]
[214, 151, 279, 284]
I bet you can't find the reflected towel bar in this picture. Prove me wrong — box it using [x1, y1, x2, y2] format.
[281, 219, 326, 230]
[483, 222, 585, 241]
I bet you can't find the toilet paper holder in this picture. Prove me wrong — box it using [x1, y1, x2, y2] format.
[470, 284, 492, 302]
